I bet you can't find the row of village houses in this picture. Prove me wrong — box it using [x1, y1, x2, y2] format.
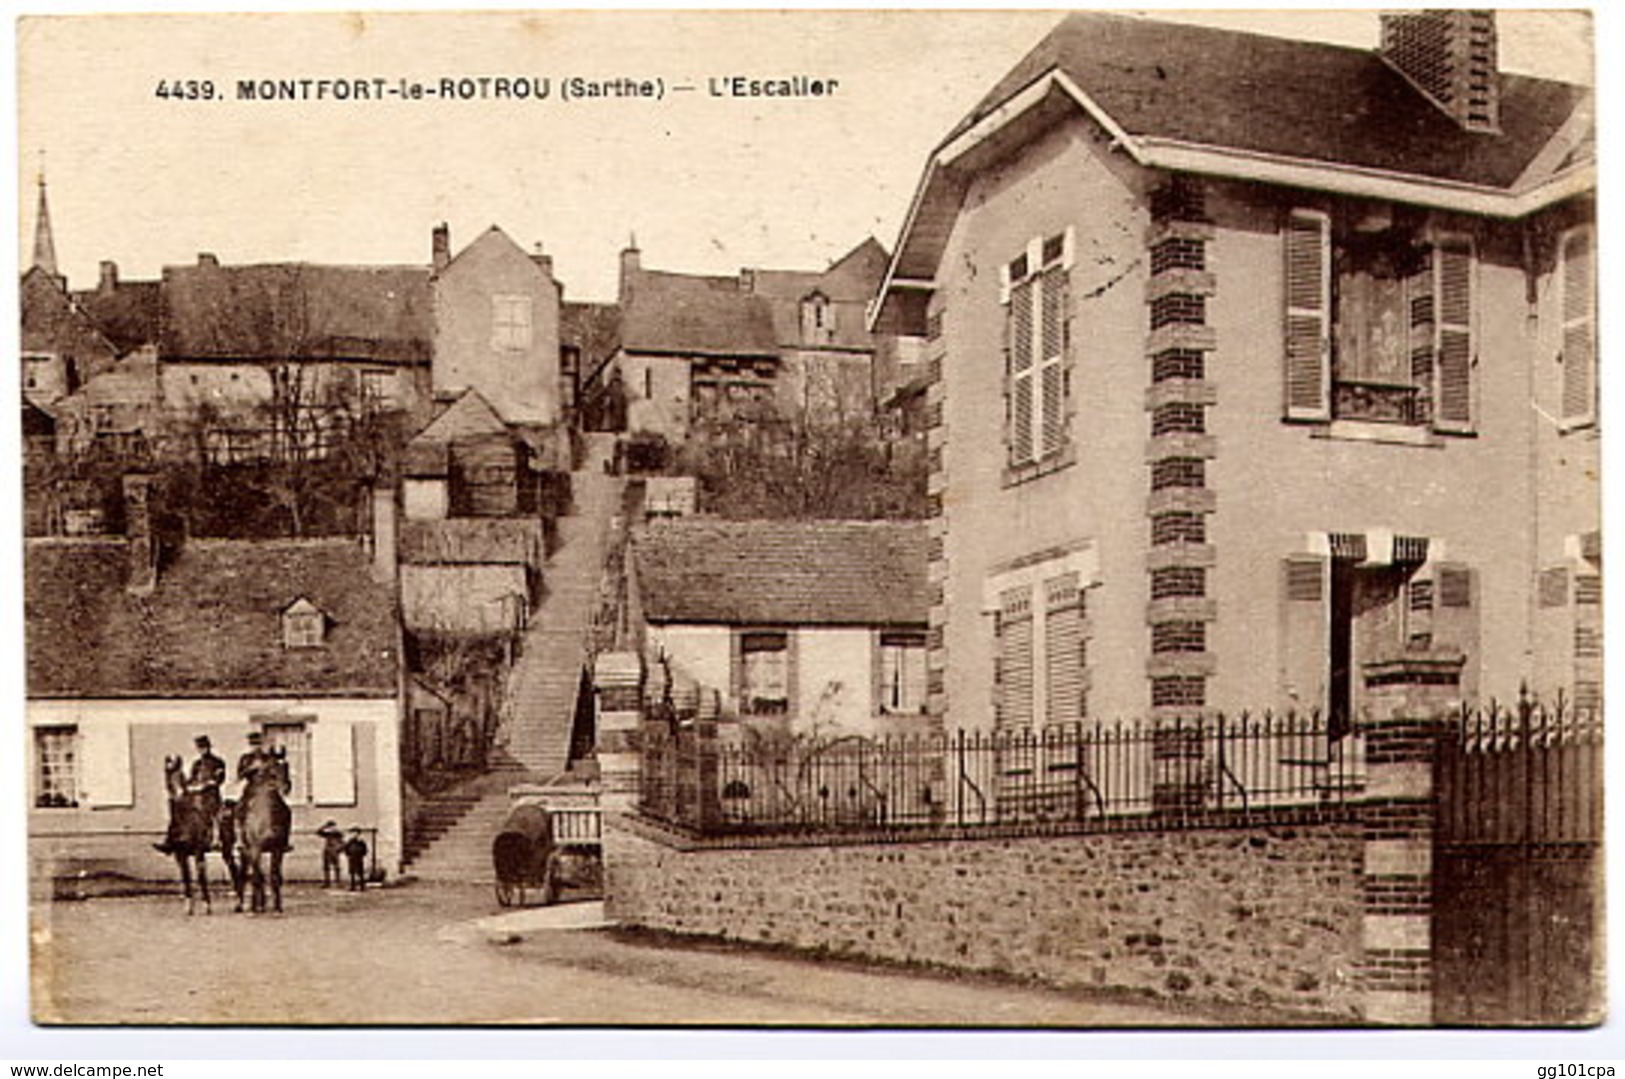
[26, 10, 1599, 885]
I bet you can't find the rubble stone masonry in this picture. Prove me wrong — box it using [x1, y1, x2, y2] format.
[606, 815, 1365, 1019]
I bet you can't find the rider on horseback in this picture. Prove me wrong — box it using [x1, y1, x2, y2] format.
[236, 730, 293, 853]
[154, 735, 227, 854]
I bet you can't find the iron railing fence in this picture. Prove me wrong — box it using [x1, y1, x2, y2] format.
[639, 711, 1366, 836]
[1438, 691, 1603, 848]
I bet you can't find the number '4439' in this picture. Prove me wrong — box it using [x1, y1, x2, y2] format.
[154, 80, 217, 100]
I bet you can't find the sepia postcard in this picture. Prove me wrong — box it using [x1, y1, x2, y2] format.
[16, 8, 1602, 1030]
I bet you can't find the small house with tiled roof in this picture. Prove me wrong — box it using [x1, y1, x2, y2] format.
[25, 476, 406, 883]
[632, 518, 930, 737]
[871, 11, 1596, 733]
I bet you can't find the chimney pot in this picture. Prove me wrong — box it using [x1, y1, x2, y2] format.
[432, 223, 451, 273]
[99, 260, 118, 292]
[197, 252, 218, 268]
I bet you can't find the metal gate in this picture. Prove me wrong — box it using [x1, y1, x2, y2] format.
[1433, 693, 1603, 1025]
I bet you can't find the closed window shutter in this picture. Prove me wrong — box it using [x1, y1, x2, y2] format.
[1279, 557, 1329, 715]
[1044, 574, 1087, 725]
[80, 716, 134, 808]
[1433, 237, 1475, 432]
[1407, 247, 1436, 424]
[1039, 269, 1068, 459]
[311, 720, 357, 806]
[1560, 228, 1597, 428]
[1009, 279, 1036, 465]
[1433, 563, 1479, 700]
[1573, 572, 1602, 714]
[996, 587, 1034, 730]
[1284, 210, 1331, 420]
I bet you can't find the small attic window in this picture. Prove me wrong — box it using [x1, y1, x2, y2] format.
[282, 597, 327, 649]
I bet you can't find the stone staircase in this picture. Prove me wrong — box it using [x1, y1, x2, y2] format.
[402, 433, 623, 882]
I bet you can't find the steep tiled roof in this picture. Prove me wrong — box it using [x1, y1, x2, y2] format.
[621, 270, 778, 358]
[748, 238, 890, 351]
[25, 538, 398, 698]
[161, 262, 431, 364]
[73, 280, 161, 356]
[949, 12, 1588, 190]
[634, 519, 928, 626]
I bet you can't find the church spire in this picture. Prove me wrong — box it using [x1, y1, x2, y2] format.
[32, 165, 58, 278]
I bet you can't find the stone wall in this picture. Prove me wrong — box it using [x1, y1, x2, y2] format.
[606, 814, 1365, 1019]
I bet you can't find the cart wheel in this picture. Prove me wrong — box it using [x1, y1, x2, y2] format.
[495, 878, 515, 907]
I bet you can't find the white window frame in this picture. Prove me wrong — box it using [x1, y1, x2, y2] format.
[1001, 229, 1074, 468]
[878, 630, 928, 716]
[739, 630, 790, 716]
[34, 725, 79, 809]
[257, 718, 312, 804]
[491, 294, 533, 350]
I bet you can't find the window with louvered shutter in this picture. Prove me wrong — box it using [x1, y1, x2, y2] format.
[1009, 278, 1036, 466]
[1284, 210, 1331, 420]
[1039, 269, 1068, 458]
[1560, 227, 1597, 428]
[1279, 556, 1329, 715]
[1044, 574, 1087, 725]
[996, 586, 1034, 730]
[1004, 232, 1071, 468]
[1432, 562, 1479, 700]
[1433, 237, 1475, 432]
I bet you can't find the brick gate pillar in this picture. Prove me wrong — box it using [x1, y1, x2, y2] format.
[594, 651, 644, 812]
[1357, 652, 1464, 1025]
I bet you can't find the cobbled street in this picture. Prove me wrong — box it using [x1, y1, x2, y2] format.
[31, 881, 1216, 1027]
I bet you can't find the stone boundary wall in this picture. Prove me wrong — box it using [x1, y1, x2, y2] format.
[605, 813, 1365, 1019]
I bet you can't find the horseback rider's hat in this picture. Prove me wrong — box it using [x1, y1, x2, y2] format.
[195, 735, 211, 748]
[246, 730, 264, 745]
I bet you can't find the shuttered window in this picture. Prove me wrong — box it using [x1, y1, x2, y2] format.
[1283, 210, 1331, 420]
[1560, 227, 1597, 428]
[1433, 237, 1475, 432]
[1573, 572, 1602, 713]
[1044, 574, 1088, 725]
[995, 586, 1034, 730]
[1003, 232, 1071, 467]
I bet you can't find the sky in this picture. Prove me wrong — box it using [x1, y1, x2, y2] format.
[15, 9, 1594, 304]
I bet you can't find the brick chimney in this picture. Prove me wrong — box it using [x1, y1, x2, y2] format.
[1380, 10, 1500, 133]
[432, 223, 451, 273]
[370, 484, 398, 584]
[123, 473, 158, 595]
[99, 260, 119, 293]
[619, 234, 641, 307]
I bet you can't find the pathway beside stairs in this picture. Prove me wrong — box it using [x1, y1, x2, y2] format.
[405, 433, 624, 882]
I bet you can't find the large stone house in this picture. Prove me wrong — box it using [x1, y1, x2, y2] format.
[870, 11, 1597, 730]
[25, 476, 407, 882]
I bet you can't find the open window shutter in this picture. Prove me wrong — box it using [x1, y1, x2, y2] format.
[1279, 557, 1330, 717]
[996, 587, 1034, 730]
[81, 716, 134, 808]
[1433, 563, 1479, 701]
[1283, 211, 1331, 420]
[1433, 237, 1475, 433]
[311, 720, 357, 806]
[1039, 269, 1068, 459]
[1560, 228, 1597, 428]
[1406, 247, 1436, 424]
[1009, 279, 1036, 465]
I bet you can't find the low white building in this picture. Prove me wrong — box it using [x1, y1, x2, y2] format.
[25, 479, 405, 885]
[632, 518, 930, 738]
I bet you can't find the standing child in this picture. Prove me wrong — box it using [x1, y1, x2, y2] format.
[316, 820, 344, 888]
[343, 827, 369, 891]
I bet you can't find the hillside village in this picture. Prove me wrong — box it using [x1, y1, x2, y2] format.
[24, 11, 1600, 1027]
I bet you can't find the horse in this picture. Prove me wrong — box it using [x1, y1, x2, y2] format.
[159, 756, 214, 915]
[217, 797, 247, 912]
[237, 748, 293, 914]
